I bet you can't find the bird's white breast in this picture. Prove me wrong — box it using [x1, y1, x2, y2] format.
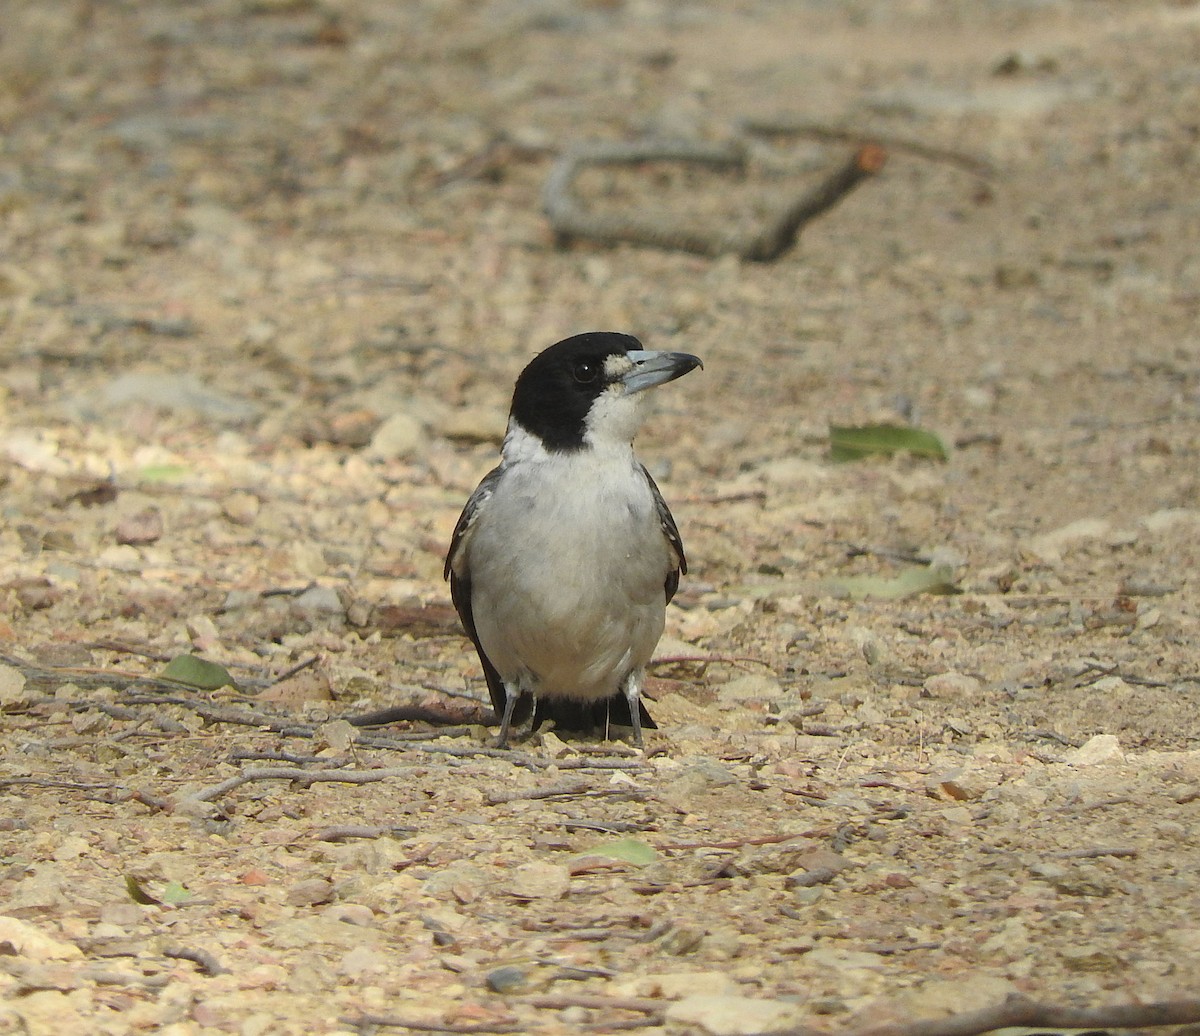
[465, 425, 672, 701]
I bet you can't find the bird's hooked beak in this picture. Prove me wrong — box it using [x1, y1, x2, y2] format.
[621, 350, 703, 395]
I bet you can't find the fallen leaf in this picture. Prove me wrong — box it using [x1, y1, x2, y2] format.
[826, 563, 959, 600]
[161, 880, 192, 905]
[579, 837, 658, 866]
[160, 654, 238, 691]
[829, 424, 949, 463]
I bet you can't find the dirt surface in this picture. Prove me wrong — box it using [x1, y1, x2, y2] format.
[3, 1, 1200, 1033]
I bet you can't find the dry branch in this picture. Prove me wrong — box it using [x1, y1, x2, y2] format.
[162, 944, 226, 976]
[345, 1016, 523, 1034]
[186, 765, 413, 804]
[485, 778, 592, 805]
[772, 992, 1200, 1036]
[543, 138, 885, 261]
[736, 116, 994, 177]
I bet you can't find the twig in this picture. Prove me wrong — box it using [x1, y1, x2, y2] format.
[657, 832, 819, 851]
[486, 779, 592, 805]
[343, 1016, 522, 1034]
[1049, 846, 1138, 860]
[186, 766, 413, 804]
[314, 824, 416, 842]
[562, 819, 642, 834]
[825, 993, 1200, 1036]
[270, 654, 320, 683]
[162, 944, 227, 976]
[520, 994, 664, 1015]
[736, 116, 994, 177]
[0, 777, 117, 793]
[227, 748, 349, 766]
[649, 653, 773, 670]
[543, 138, 885, 261]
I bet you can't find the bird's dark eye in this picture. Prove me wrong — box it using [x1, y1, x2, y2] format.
[572, 360, 600, 385]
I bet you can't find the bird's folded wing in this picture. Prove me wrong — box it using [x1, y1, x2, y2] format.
[444, 465, 504, 580]
[640, 463, 687, 600]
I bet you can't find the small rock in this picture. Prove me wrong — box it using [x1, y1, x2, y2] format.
[422, 862, 491, 901]
[322, 903, 375, 927]
[222, 491, 260, 525]
[738, 843, 845, 880]
[0, 664, 32, 709]
[90, 371, 260, 423]
[665, 994, 806, 1035]
[659, 925, 706, 956]
[505, 861, 570, 901]
[922, 672, 983, 701]
[285, 878, 335, 907]
[1141, 508, 1200, 534]
[98, 902, 145, 926]
[847, 626, 887, 667]
[436, 405, 503, 443]
[1026, 517, 1111, 563]
[980, 917, 1031, 957]
[337, 943, 387, 976]
[185, 614, 221, 652]
[256, 670, 334, 706]
[717, 673, 782, 706]
[315, 718, 355, 754]
[888, 975, 1018, 1019]
[619, 971, 738, 999]
[1065, 734, 1122, 766]
[486, 964, 531, 993]
[293, 585, 344, 618]
[50, 836, 90, 863]
[97, 544, 143, 571]
[931, 767, 991, 801]
[0, 917, 83, 961]
[289, 541, 328, 579]
[663, 758, 739, 803]
[365, 411, 426, 460]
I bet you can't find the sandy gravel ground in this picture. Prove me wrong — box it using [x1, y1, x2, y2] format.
[2, 1, 1200, 1033]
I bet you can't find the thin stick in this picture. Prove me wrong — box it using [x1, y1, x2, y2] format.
[343, 1016, 522, 1034]
[314, 825, 416, 842]
[520, 994, 664, 1014]
[162, 944, 226, 976]
[840, 993, 1200, 1036]
[1049, 846, 1138, 859]
[486, 779, 592, 805]
[543, 138, 884, 261]
[186, 766, 413, 803]
[270, 654, 320, 683]
[656, 832, 819, 851]
[737, 116, 994, 177]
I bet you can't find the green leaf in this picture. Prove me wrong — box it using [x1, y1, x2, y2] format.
[161, 880, 192, 905]
[583, 838, 658, 866]
[137, 464, 191, 483]
[125, 874, 161, 905]
[829, 424, 949, 463]
[827, 563, 959, 600]
[161, 654, 237, 691]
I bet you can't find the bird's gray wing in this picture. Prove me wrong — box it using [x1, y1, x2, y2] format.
[639, 463, 686, 602]
[444, 465, 504, 580]
[445, 466, 523, 720]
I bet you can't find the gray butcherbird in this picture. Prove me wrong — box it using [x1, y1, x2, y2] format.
[444, 331, 702, 747]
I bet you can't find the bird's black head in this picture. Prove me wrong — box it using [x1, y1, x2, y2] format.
[509, 331, 701, 453]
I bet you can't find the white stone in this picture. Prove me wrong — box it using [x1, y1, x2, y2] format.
[1066, 733, 1123, 766]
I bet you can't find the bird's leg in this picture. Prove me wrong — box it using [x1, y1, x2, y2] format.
[621, 670, 645, 749]
[496, 682, 521, 748]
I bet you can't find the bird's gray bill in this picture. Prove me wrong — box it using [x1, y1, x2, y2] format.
[622, 350, 703, 395]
